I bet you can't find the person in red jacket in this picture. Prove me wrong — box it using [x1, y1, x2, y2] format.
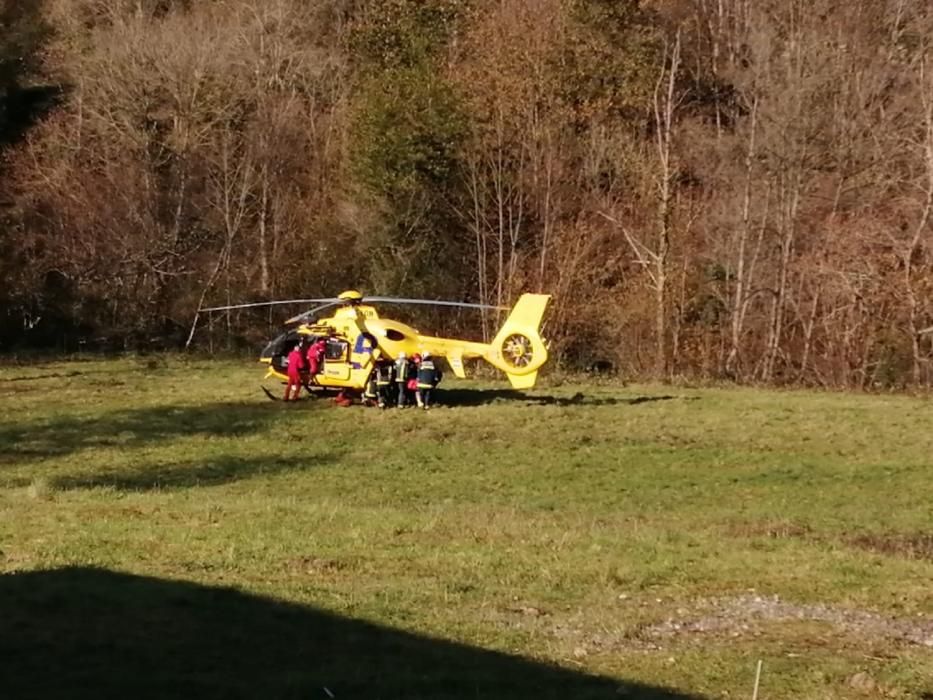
[306, 337, 326, 381]
[406, 353, 421, 407]
[284, 338, 308, 401]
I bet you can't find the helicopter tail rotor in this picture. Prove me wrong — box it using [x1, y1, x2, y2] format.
[485, 294, 550, 387]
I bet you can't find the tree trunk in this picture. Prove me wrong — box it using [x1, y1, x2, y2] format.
[652, 30, 681, 378]
[258, 164, 270, 295]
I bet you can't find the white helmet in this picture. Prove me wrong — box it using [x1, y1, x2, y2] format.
[422, 351, 432, 359]
[398, 351, 407, 359]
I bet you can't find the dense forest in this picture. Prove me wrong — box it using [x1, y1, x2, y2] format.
[1, 0, 932, 387]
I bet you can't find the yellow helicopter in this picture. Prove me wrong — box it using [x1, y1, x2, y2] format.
[197, 290, 551, 398]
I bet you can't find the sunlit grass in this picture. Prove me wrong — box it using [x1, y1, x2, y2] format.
[1, 356, 931, 698]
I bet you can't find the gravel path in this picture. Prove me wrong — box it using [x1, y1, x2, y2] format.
[542, 595, 933, 654]
[641, 594, 933, 649]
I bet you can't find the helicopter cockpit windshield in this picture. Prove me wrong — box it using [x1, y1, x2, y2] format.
[261, 330, 302, 373]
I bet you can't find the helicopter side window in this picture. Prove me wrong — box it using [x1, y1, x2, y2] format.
[325, 338, 349, 363]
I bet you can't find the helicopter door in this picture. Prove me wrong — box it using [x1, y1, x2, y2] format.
[322, 337, 351, 380]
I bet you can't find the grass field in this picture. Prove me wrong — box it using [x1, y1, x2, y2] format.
[1, 356, 931, 699]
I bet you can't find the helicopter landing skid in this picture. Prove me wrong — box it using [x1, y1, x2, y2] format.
[261, 386, 283, 402]
[261, 384, 326, 402]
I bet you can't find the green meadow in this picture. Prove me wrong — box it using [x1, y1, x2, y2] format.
[1, 357, 931, 699]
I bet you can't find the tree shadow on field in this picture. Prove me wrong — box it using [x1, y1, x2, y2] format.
[0, 367, 127, 384]
[50, 452, 336, 492]
[438, 388, 690, 408]
[0, 401, 307, 467]
[0, 567, 705, 700]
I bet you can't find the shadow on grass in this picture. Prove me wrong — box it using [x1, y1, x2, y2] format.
[0, 567, 704, 700]
[0, 364, 152, 384]
[0, 369, 105, 383]
[0, 366, 155, 396]
[0, 401, 300, 466]
[50, 452, 336, 492]
[437, 388, 691, 408]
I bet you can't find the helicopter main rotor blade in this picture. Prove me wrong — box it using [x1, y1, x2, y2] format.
[284, 301, 343, 325]
[362, 296, 508, 311]
[199, 298, 339, 313]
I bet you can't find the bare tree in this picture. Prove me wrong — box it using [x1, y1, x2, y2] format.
[600, 30, 684, 377]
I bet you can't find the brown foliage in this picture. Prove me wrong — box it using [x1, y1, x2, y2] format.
[2, 0, 933, 387]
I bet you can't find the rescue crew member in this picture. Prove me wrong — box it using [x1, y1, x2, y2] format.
[394, 352, 410, 407]
[284, 337, 308, 401]
[363, 362, 379, 406]
[416, 351, 442, 409]
[306, 336, 326, 380]
[374, 356, 395, 408]
[407, 353, 422, 407]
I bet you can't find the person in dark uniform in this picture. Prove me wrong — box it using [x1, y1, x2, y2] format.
[363, 367, 378, 406]
[374, 356, 396, 408]
[394, 352, 411, 407]
[415, 351, 442, 410]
